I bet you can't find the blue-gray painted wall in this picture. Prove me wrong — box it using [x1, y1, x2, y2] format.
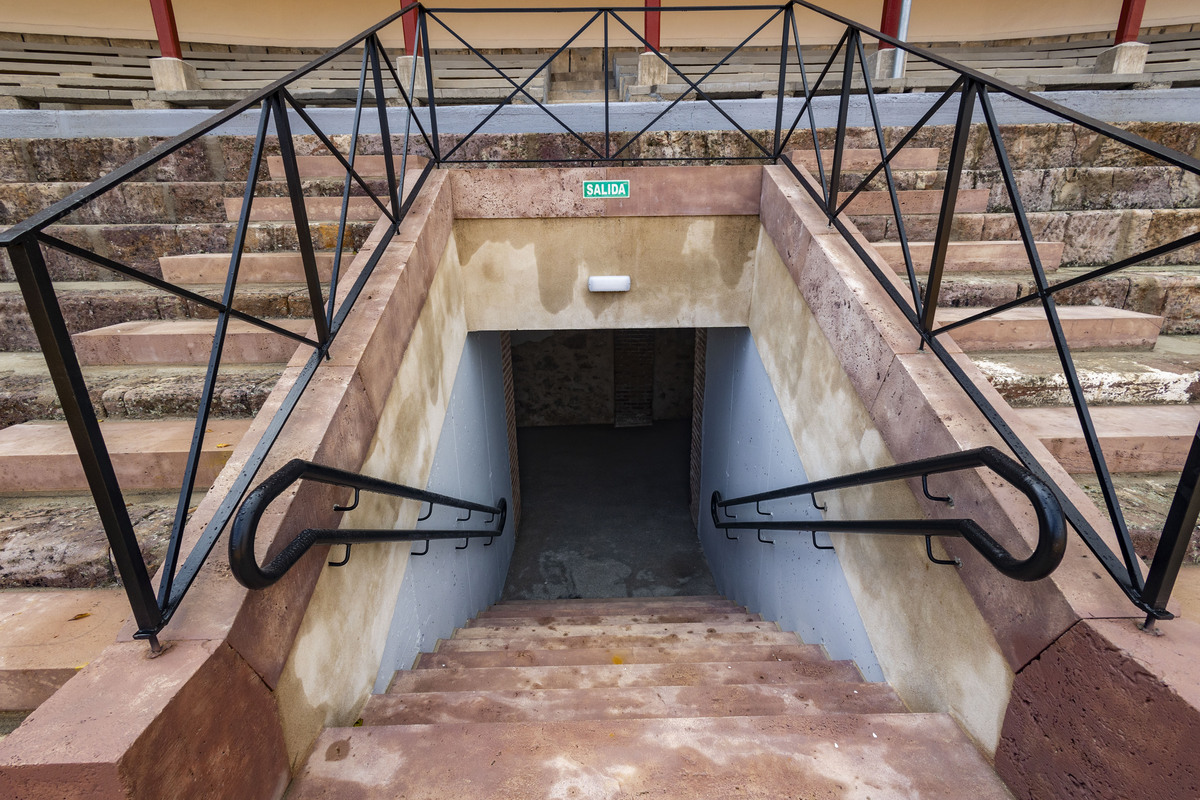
[698, 327, 884, 682]
[372, 331, 515, 692]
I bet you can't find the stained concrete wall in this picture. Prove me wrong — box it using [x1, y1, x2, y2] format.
[372, 331, 515, 693]
[697, 326, 885, 683]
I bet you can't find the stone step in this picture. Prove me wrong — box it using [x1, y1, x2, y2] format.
[844, 187, 990, 216]
[0, 352, 280, 428]
[0, 221, 377, 282]
[265, 154, 426, 181]
[872, 240, 1065, 272]
[362, 682, 906, 726]
[967, 336, 1200, 409]
[464, 611, 762, 627]
[436, 628, 802, 652]
[484, 596, 734, 616]
[290, 714, 1012, 798]
[789, 147, 941, 171]
[387, 659, 865, 694]
[935, 305, 1163, 351]
[0, 589, 128, 711]
[0, 492, 179, 589]
[223, 195, 385, 222]
[0, 418, 250, 492]
[0, 281, 319, 351]
[477, 603, 752, 621]
[1075, 472, 1200, 564]
[415, 643, 827, 669]
[158, 251, 351, 284]
[452, 620, 779, 640]
[1017, 404, 1200, 474]
[71, 318, 311, 366]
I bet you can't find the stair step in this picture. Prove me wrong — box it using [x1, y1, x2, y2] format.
[265, 154, 426, 181]
[388, 660, 865, 694]
[0, 589, 128, 710]
[0, 418, 250, 492]
[789, 147, 941, 171]
[872, 240, 1065, 272]
[415, 643, 828, 669]
[0, 353, 279, 428]
[484, 596, 736, 616]
[159, 251, 351, 284]
[844, 188, 990, 216]
[969, 341, 1200, 408]
[363, 682, 906, 725]
[290, 714, 1012, 798]
[453, 620, 779, 640]
[0, 492, 177, 589]
[436, 629, 801, 652]
[935, 305, 1163, 351]
[1017, 404, 1200, 474]
[465, 611, 761, 627]
[223, 195, 384, 222]
[71, 318, 310, 366]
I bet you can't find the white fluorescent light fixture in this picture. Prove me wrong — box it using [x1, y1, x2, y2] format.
[588, 275, 631, 292]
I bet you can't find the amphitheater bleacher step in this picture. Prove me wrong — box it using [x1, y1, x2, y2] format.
[790, 147, 941, 171]
[935, 305, 1163, 351]
[70, 318, 310, 366]
[0, 417, 251, 492]
[158, 251, 351, 284]
[872, 240, 1065, 272]
[287, 595, 1011, 798]
[843, 188, 990, 216]
[265, 154, 426, 180]
[1016, 404, 1200, 474]
[223, 196, 384, 222]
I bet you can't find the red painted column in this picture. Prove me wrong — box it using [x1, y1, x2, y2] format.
[1115, 0, 1146, 45]
[402, 7, 420, 56]
[148, 0, 184, 60]
[645, 0, 661, 53]
[878, 0, 902, 50]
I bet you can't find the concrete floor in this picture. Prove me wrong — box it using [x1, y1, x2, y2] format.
[502, 421, 719, 600]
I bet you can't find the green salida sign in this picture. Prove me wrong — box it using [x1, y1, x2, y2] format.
[583, 179, 630, 199]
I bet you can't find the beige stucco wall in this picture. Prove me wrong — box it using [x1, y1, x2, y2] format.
[272, 233, 468, 767]
[746, 224, 1013, 753]
[3, 1, 1195, 50]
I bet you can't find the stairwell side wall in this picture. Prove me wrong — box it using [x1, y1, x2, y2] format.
[742, 212, 1015, 754]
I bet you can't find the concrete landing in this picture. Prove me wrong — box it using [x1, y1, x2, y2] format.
[71, 318, 311, 365]
[1017, 404, 1200, 474]
[292, 713, 1009, 799]
[0, 418, 251, 491]
[873, 240, 1065, 272]
[159, 251, 348, 284]
[935, 305, 1164, 351]
[0, 590, 127, 711]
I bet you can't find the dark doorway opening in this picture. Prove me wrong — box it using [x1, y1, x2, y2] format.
[501, 329, 717, 600]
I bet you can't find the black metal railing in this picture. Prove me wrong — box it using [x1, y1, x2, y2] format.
[229, 459, 505, 590]
[1, 3, 1198, 645]
[712, 446, 1067, 582]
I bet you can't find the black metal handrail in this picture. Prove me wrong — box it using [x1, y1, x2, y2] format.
[2, 2, 1198, 644]
[712, 446, 1067, 582]
[230, 458, 506, 590]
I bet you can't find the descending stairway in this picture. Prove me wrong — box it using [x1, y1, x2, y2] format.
[288, 595, 1013, 798]
[794, 144, 1200, 561]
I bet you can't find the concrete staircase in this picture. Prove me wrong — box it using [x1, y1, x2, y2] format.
[798, 145, 1200, 562]
[287, 595, 1013, 798]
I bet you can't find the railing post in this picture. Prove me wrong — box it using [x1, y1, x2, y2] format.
[1141, 422, 1200, 630]
[419, 6, 441, 162]
[268, 92, 330, 345]
[772, 4, 792, 159]
[827, 27, 859, 218]
[920, 78, 978, 335]
[368, 36, 403, 224]
[6, 237, 163, 641]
